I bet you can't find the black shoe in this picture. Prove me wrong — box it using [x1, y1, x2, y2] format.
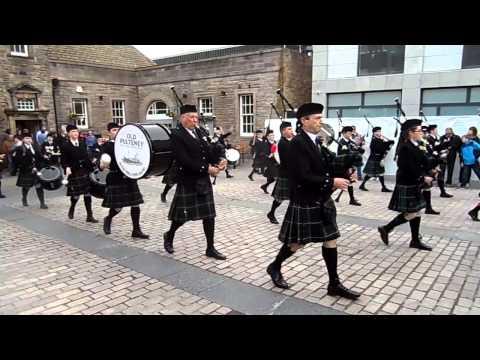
[440, 193, 453, 198]
[40, 203, 48, 209]
[349, 199, 361, 206]
[409, 240, 432, 251]
[468, 210, 479, 222]
[359, 185, 368, 191]
[68, 207, 74, 219]
[378, 226, 389, 245]
[425, 208, 440, 215]
[161, 193, 167, 203]
[248, 175, 254, 181]
[86, 216, 99, 223]
[163, 232, 174, 254]
[0, 194, 6, 199]
[267, 212, 279, 224]
[132, 230, 149, 239]
[327, 282, 361, 300]
[266, 263, 289, 289]
[206, 248, 227, 260]
[381, 188, 393, 193]
[103, 216, 112, 235]
[260, 185, 269, 194]
[226, 174, 233, 178]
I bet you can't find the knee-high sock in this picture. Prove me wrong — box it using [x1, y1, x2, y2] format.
[423, 190, 433, 210]
[108, 208, 121, 219]
[272, 243, 295, 270]
[384, 213, 408, 232]
[35, 187, 45, 205]
[322, 246, 339, 285]
[130, 206, 141, 231]
[168, 220, 185, 240]
[248, 168, 255, 177]
[360, 175, 371, 187]
[202, 218, 215, 250]
[379, 176, 387, 189]
[409, 216, 421, 242]
[269, 200, 282, 215]
[348, 185, 355, 201]
[22, 187, 29, 201]
[162, 184, 173, 196]
[438, 178, 447, 194]
[70, 196, 79, 209]
[84, 195, 93, 217]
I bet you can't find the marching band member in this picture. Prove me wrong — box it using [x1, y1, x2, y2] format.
[267, 121, 294, 224]
[378, 119, 440, 251]
[61, 124, 98, 223]
[260, 130, 278, 194]
[163, 105, 227, 260]
[212, 126, 233, 180]
[248, 129, 268, 181]
[359, 127, 395, 192]
[267, 103, 361, 300]
[426, 125, 453, 198]
[337, 126, 362, 206]
[13, 132, 48, 209]
[41, 132, 61, 166]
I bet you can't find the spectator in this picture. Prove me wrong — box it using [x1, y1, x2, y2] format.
[440, 127, 462, 185]
[85, 130, 97, 153]
[460, 127, 480, 188]
[0, 129, 11, 149]
[36, 126, 48, 145]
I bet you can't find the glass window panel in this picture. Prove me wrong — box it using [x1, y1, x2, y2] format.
[470, 87, 480, 103]
[328, 93, 362, 107]
[422, 88, 467, 104]
[74, 102, 84, 114]
[421, 106, 438, 116]
[439, 105, 479, 116]
[358, 45, 405, 76]
[364, 91, 401, 106]
[362, 107, 398, 117]
[462, 45, 480, 69]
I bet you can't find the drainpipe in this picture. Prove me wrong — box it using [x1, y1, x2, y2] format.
[51, 78, 59, 134]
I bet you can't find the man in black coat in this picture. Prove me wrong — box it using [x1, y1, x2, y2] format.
[248, 129, 268, 181]
[266, 103, 361, 300]
[378, 119, 440, 251]
[163, 105, 227, 260]
[13, 132, 48, 209]
[359, 126, 394, 192]
[440, 127, 462, 185]
[100, 122, 149, 239]
[60, 124, 98, 223]
[336, 126, 362, 206]
[426, 124, 453, 198]
[267, 121, 294, 224]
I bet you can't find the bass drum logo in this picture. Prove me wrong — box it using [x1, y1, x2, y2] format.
[115, 124, 151, 179]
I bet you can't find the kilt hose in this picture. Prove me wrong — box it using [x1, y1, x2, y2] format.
[168, 181, 216, 222]
[279, 198, 340, 245]
[363, 157, 385, 177]
[388, 184, 426, 213]
[272, 177, 290, 202]
[66, 168, 91, 197]
[102, 180, 144, 209]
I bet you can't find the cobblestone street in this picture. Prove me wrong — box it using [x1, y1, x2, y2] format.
[1, 165, 480, 315]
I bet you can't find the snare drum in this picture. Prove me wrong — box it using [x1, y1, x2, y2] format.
[37, 166, 63, 191]
[114, 123, 173, 180]
[89, 168, 109, 199]
[225, 148, 240, 166]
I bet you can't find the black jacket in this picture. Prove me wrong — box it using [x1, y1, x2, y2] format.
[60, 139, 93, 173]
[14, 144, 45, 173]
[171, 126, 214, 187]
[439, 134, 462, 155]
[337, 137, 364, 156]
[368, 137, 395, 161]
[278, 137, 292, 178]
[287, 130, 335, 203]
[395, 140, 439, 186]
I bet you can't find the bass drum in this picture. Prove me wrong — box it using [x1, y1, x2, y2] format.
[89, 168, 109, 199]
[114, 123, 173, 180]
[37, 166, 63, 191]
[225, 148, 240, 166]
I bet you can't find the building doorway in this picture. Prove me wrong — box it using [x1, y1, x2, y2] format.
[15, 120, 42, 136]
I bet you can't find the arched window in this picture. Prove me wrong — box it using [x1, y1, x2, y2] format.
[147, 101, 170, 117]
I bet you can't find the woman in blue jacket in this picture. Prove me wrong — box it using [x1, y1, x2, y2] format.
[460, 129, 480, 187]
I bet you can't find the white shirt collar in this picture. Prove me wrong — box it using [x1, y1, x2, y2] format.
[410, 139, 419, 146]
[341, 135, 350, 143]
[304, 130, 318, 145]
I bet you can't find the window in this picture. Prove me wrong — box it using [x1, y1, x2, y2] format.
[240, 94, 255, 136]
[358, 45, 405, 76]
[10, 45, 28, 57]
[147, 101, 169, 116]
[327, 90, 401, 118]
[112, 100, 125, 125]
[72, 99, 89, 128]
[198, 97, 213, 115]
[421, 87, 480, 116]
[462, 45, 480, 69]
[16, 98, 35, 111]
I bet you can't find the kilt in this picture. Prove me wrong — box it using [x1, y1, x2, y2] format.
[168, 181, 216, 222]
[363, 157, 385, 177]
[162, 165, 178, 185]
[279, 198, 340, 245]
[16, 170, 38, 188]
[66, 169, 91, 197]
[388, 184, 426, 213]
[102, 180, 144, 208]
[272, 177, 290, 202]
[252, 155, 267, 169]
[264, 161, 279, 179]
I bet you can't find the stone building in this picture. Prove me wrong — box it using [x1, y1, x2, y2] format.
[1, 45, 312, 154]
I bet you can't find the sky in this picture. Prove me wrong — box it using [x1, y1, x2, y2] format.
[133, 45, 239, 60]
